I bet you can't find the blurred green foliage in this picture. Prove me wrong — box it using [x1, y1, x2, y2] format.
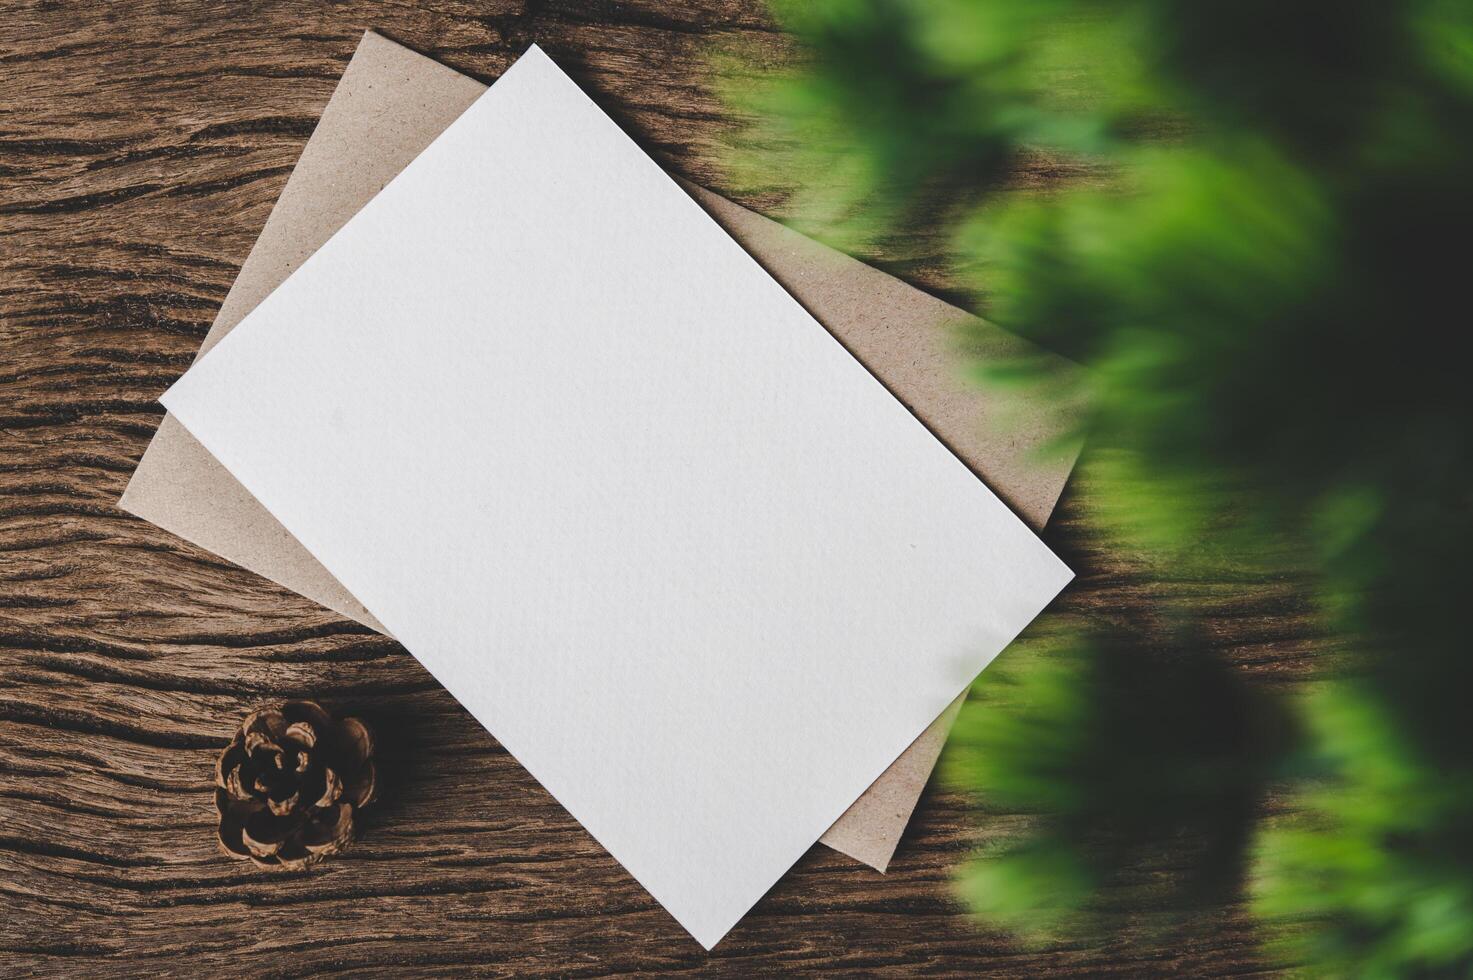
[949, 622, 1290, 943]
[1255, 684, 1473, 977]
[723, 0, 1473, 973]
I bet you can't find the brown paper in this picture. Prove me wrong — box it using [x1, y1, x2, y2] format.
[119, 31, 1083, 872]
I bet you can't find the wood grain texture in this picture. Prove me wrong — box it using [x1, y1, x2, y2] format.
[0, 2, 1316, 975]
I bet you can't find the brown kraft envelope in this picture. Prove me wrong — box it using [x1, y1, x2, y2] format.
[119, 31, 1084, 873]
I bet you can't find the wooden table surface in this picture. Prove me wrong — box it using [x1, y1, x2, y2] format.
[0, 3, 1315, 976]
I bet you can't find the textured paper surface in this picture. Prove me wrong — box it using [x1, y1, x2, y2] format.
[159, 45, 1074, 947]
[119, 32, 1084, 872]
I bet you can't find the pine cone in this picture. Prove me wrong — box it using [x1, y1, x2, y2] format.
[215, 700, 376, 869]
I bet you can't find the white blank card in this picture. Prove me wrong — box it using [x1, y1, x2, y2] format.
[162, 45, 1073, 947]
